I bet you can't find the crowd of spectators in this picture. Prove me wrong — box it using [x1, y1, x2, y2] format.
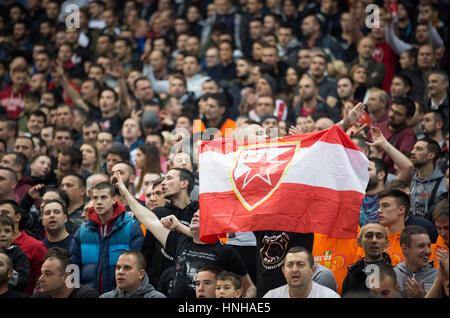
[0, 0, 448, 299]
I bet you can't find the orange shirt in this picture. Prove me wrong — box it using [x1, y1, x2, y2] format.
[356, 231, 405, 267]
[312, 233, 360, 295]
[193, 118, 236, 138]
[430, 235, 449, 268]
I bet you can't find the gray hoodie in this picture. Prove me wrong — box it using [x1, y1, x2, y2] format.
[99, 274, 166, 298]
[394, 262, 437, 298]
[410, 167, 447, 219]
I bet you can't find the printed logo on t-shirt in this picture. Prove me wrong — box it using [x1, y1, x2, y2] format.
[259, 232, 290, 270]
[100, 119, 111, 130]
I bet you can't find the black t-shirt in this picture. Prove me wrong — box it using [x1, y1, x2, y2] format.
[165, 231, 248, 298]
[99, 113, 123, 137]
[253, 230, 314, 298]
[142, 201, 197, 288]
[42, 234, 74, 253]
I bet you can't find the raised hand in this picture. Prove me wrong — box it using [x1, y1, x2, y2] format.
[344, 102, 366, 128]
[28, 184, 45, 201]
[366, 126, 387, 147]
[111, 171, 126, 193]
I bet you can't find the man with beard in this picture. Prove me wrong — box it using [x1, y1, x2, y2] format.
[410, 138, 447, 220]
[361, 158, 388, 226]
[371, 97, 417, 174]
[110, 162, 139, 209]
[140, 168, 198, 289]
[228, 58, 253, 120]
[293, 74, 335, 122]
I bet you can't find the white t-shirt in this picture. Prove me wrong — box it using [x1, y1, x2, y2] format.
[263, 282, 341, 298]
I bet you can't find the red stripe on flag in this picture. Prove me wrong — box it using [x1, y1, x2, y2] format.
[199, 182, 363, 243]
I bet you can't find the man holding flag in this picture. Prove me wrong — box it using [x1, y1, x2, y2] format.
[199, 102, 368, 296]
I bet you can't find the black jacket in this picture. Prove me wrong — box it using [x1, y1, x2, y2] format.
[341, 253, 392, 297]
[4, 245, 30, 292]
[141, 201, 198, 288]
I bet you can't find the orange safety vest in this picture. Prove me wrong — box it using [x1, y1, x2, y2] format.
[355, 230, 405, 267]
[193, 118, 236, 138]
[430, 235, 449, 268]
[312, 233, 360, 295]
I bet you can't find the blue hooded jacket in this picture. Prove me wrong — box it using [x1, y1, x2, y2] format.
[70, 202, 144, 293]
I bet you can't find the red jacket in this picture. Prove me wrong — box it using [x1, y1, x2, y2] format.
[0, 86, 30, 119]
[12, 231, 47, 294]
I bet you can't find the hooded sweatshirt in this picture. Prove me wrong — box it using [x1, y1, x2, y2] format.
[410, 168, 447, 219]
[394, 261, 437, 298]
[70, 202, 144, 293]
[99, 273, 166, 298]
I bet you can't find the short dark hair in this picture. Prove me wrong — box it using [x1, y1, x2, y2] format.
[369, 157, 388, 184]
[197, 265, 222, 277]
[0, 199, 21, 215]
[0, 214, 14, 230]
[285, 246, 314, 268]
[337, 75, 354, 87]
[385, 179, 409, 191]
[118, 250, 147, 271]
[378, 264, 398, 287]
[113, 160, 136, 176]
[400, 225, 429, 247]
[44, 247, 73, 275]
[41, 199, 68, 216]
[425, 109, 445, 127]
[217, 271, 242, 290]
[82, 119, 101, 132]
[0, 167, 17, 182]
[6, 152, 28, 175]
[60, 146, 83, 167]
[61, 172, 86, 188]
[207, 93, 228, 108]
[377, 188, 411, 218]
[42, 187, 70, 208]
[107, 144, 130, 162]
[393, 73, 412, 88]
[432, 198, 449, 222]
[133, 76, 151, 90]
[392, 97, 416, 117]
[417, 137, 441, 165]
[15, 135, 35, 149]
[101, 88, 119, 101]
[29, 109, 47, 123]
[93, 181, 116, 197]
[169, 168, 195, 195]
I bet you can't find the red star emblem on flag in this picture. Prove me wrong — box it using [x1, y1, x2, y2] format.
[230, 141, 300, 210]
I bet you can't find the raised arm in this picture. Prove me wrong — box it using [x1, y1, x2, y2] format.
[366, 127, 414, 185]
[111, 172, 171, 249]
[108, 59, 132, 120]
[57, 63, 90, 112]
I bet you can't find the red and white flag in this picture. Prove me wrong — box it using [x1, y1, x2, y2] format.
[198, 126, 369, 243]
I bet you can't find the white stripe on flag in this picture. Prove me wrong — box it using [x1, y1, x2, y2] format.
[199, 141, 368, 194]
